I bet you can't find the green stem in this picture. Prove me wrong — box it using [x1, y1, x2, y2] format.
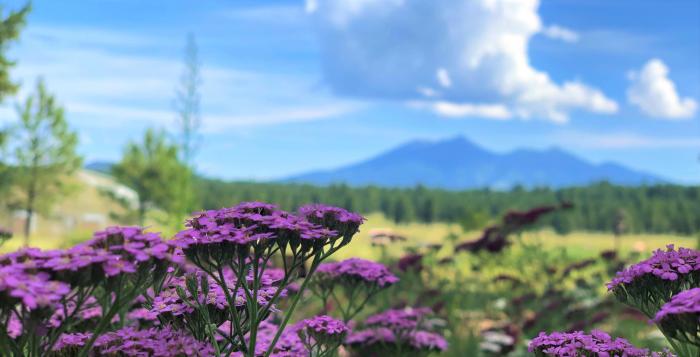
[262, 253, 322, 357]
[248, 257, 261, 357]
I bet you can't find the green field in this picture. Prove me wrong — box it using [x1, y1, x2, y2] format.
[3, 212, 695, 256]
[334, 213, 696, 261]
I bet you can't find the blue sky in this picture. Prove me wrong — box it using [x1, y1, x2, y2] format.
[1, 0, 699, 183]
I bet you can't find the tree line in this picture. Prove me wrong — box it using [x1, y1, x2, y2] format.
[194, 179, 700, 235]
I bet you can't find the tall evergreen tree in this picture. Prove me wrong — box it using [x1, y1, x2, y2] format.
[174, 32, 202, 167]
[172, 33, 202, 219]
[13, 79, 82, 244]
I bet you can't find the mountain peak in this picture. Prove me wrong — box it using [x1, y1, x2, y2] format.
[285, 136, 663, 189]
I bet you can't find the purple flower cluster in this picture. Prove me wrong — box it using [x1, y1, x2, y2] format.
[345, 307, 448, 354]
[1, 202, 369, 356]
[528, 330, 672, 357]
[407, 330, 450, 351]
[298, 204, 365, 238]
[0, 263, 70, 310]
[607, 245, 699, 290]
[294, 315, 349, 355]
[2, 227, 180, 287]
[53, 327, 215, 356]
[364, 307, 433, 331]
[345, 327, 396, 345]
[176, 202, 338, 247]
[7, 314, 22, 338]
[651, 288, 700, 347]
[316, 258, 399, 288]
[174, 202, 355, 270]
[654, 288, 700, 323]
[345, 328, 448, 352]
[296, 315, 350, 337]
[51, 332, 93, 355]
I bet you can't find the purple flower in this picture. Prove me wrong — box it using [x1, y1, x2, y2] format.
[345, 327, 396, 346]
[364, 307, 433, 331]
[345, 328, 448, 353]
[528, 330, 672, 356]
[18, 227, 181, 286]
[52, 332, 93, 354]
[652, 288, 700, 347]
[316, 258, 399, 288]
[174, 202, 348, 263]
[126, 307, 159, 322]
[297, 315, 350, 337]
[7, 314, 21, 339]
[654, 288, 700, 323]
[408, 330, 449, 351]
[608, 245, 699, 290]
[93, 326, 215, 356]
[298, 204, 364, 243]
[298, 204, 364, 226]
[0, 264, 70, 310]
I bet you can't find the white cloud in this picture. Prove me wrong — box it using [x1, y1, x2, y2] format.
[540, 25, 579, 43]
[306, 0, 616, 122]
[204, 103, 361, 131]
[6, 24, 360, 132]
[431, 101, 512, 120]
[627, 59, 697, 119]
[436, 68, 452, 88]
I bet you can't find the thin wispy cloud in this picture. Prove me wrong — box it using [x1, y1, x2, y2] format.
[7, 23, 359, 133]
[541, 25, 579, 43]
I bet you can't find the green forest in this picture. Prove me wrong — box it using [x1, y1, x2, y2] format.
[196, 179, 700, 235]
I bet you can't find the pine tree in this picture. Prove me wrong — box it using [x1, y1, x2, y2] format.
[13, 79, 82, 244]
[171, 33, 202, 220]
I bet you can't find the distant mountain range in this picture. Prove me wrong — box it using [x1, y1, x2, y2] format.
[285, 136, 663, 189]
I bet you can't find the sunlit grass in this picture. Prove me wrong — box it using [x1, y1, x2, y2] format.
[333, 213, 696, 261]
[2, 212, 695, 258]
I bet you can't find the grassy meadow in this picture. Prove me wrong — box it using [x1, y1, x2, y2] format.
[4, 211, 694, 257]
[335, 213, 695, 260]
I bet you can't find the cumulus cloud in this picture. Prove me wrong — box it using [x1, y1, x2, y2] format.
[540, 25, 579, 43]
[627, 59, 697, 119]
[306, 0, 617, 122]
